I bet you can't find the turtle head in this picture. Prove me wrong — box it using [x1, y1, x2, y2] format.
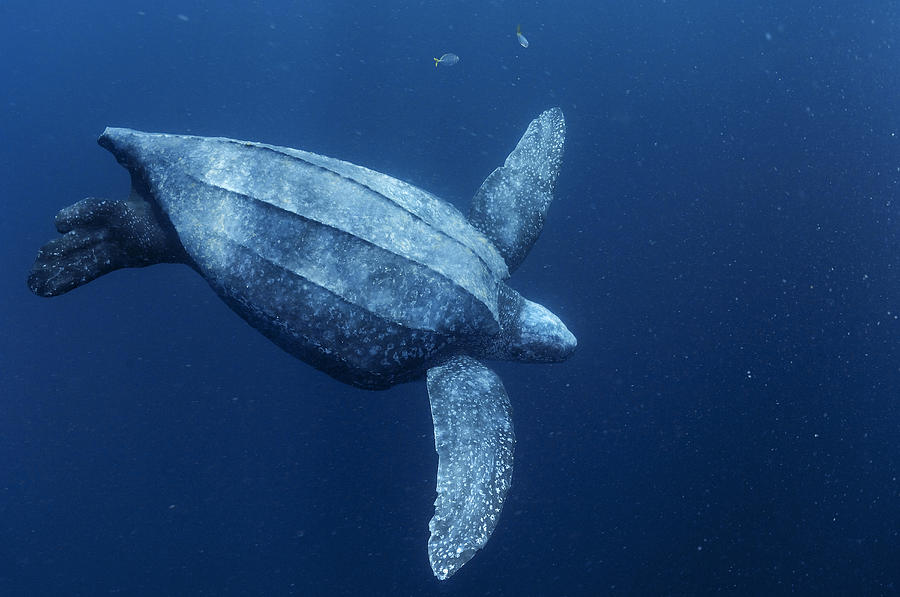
[493, 286, 576, 363]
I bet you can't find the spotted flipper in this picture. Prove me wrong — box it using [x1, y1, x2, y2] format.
[468, 107, 566, 274]
[425, 354, 515, 580]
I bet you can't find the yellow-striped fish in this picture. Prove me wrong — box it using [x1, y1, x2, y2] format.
[434, 53, 460, 67]
[516, 24, 529, 48]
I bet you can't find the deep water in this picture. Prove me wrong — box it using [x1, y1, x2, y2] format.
[2, 1, 900, 595]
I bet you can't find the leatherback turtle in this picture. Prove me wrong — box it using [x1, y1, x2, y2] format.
[28, 108, 576, 579]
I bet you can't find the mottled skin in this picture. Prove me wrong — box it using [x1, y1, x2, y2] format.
[28, 109, 576, 579]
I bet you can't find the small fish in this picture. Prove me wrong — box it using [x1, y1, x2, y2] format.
[516, 24, 529, 48]
[434, 53, 460, 67]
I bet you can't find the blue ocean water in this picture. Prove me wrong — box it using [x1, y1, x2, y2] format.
[2, 1, 899, 594]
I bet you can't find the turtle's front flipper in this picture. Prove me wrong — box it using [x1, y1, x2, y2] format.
[28, 197, 186, 297]
[468, 108, 566, 274]
[425, 354, 515, 580]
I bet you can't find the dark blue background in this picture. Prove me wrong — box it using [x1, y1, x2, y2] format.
[3, 1, 899, 595]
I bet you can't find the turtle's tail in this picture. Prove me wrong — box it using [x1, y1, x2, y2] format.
[28, 197, 186, 297]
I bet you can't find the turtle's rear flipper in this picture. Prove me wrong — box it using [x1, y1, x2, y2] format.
[28, 197, 186, 297]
